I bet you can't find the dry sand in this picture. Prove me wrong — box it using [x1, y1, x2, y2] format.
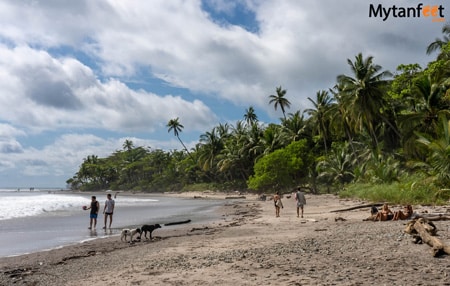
[1, 192, 450, 286]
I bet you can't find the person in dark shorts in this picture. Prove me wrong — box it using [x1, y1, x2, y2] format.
[103, 193, 115, 229]
[86, 196, 100, 229]
[295, 187, 306, 218]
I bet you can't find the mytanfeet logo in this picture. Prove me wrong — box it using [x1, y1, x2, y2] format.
[369, 3, 445, 22]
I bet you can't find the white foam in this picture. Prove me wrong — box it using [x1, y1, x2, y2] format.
[0, 190, 159, 221]
[0, 193, 86, 220]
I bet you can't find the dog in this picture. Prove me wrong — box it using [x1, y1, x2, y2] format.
[139, 224, 161, 240]
[120, 228, 141, 243]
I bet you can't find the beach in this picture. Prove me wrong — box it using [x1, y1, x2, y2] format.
[0, 192, 449, 285]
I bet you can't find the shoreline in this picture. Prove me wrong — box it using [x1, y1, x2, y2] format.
[0, 191, 228, 257]
[1, 193, 449, 285]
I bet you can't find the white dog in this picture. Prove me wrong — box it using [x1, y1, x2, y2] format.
[120, 228, 141, 243]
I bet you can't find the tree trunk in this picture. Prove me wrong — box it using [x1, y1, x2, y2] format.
[404, 218, 450, 257]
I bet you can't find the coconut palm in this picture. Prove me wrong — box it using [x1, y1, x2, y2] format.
[317, 143, 355, 188]
[426, 24, 450, 55]
[122, 139, 134, 151]
[305, 90, 335, 153]
[167, 117, 194, 161]
[281, 111, 307, 142]
[416, 115, 450, 185]
[337, 53, 396, 150]
[197, 128, 223, 172]
[244, 106, 258, 126]
[269, 86, 291, 120]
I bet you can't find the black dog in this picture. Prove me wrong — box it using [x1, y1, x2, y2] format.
[139, 224, 161, 240]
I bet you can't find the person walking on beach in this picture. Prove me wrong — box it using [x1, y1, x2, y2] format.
[86, 196, 100, 229]
[273, 192, 283, 217]
[103, 193, 115, 229]
[295, 187, 306, 218]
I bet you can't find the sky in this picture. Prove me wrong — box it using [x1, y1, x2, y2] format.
[0, 0, 448, 188]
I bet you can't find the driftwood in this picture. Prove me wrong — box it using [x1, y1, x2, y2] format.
[164, 219, 192, 226]
[404, 218, 450, 257]
[411, 214, 450, 221]
[225, 196, 246, 199]
[330, 203, 383, 213]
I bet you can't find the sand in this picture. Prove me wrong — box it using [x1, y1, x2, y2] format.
[1, 192, 449, 286]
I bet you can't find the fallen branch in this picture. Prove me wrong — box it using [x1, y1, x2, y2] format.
[164, 219, 191, 226]
[225, 196, 246, 199]
[411, 214, 450, 221]
[404, 218, 450, 257]
[330, 203, 383, 213]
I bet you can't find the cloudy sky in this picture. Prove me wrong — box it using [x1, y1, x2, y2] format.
[0, 0, 447, 188]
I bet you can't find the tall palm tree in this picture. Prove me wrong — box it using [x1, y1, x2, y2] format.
[269, 86, 291, 120]
[122, 139, 134, 151]
[167, 117, 194, 161]
[198, 128, 223, 172]
[399, 74, 450, 158]
[337, 53, 396, 150]
[305, 90, 335, 153]
[426, 24, 450, 55]
[244, 106, 258, 126]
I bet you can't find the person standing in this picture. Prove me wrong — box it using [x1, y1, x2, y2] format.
[86, 196, 100, 229]
[273, 192, 283, 217]
[295, 187, 306, 218]
[103, 193, 115, 229]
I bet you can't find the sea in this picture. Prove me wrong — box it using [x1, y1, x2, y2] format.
[0, 188, 226, 257]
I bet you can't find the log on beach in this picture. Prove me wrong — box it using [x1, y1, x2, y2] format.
[412, 214, 450, 221]
[404, 218, 450, 257]
[330, 203, 383, 213]
[164, 219, 192, 226]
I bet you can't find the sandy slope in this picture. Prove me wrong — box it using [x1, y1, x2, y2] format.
[1, 193, 449, 286]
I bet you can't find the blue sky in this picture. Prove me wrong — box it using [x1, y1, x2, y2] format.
[0, 0, 447, 188]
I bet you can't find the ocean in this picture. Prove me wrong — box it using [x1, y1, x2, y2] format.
[0, 188, 225, 257]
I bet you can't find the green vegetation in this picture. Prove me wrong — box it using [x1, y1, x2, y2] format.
[341, 174, 450, 206]
[67, 25, 450, 205]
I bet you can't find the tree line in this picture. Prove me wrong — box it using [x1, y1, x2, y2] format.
[67, 25, 450, 195]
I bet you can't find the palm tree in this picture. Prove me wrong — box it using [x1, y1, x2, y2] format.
[305, 90, 335, 153]
[426, 24, 450, 55]
[122, 139, 134, 151]
[416, 115, 450, 185]
[269, 86, 291, 120]
[244, 106, 258, 126]
[337, 53, 396, 150]
[167, 117, 194, 161]
[197, 128, 223, 172]
[317, 143, 355, 188]
[281, 111, 306, 142]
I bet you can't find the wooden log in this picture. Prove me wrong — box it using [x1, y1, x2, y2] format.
[330, 203, 383, 213]
[164, 219, 191, 226]
[412, 214, 450, 221]
[408, 218, 450, 257]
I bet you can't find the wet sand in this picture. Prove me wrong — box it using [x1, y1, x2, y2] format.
[1, 193, 449, 285]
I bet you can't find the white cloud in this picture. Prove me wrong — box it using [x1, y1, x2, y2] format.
[0, 45, 217, 133]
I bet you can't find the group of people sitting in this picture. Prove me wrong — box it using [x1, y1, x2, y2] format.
[365, 203, 413, 221]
